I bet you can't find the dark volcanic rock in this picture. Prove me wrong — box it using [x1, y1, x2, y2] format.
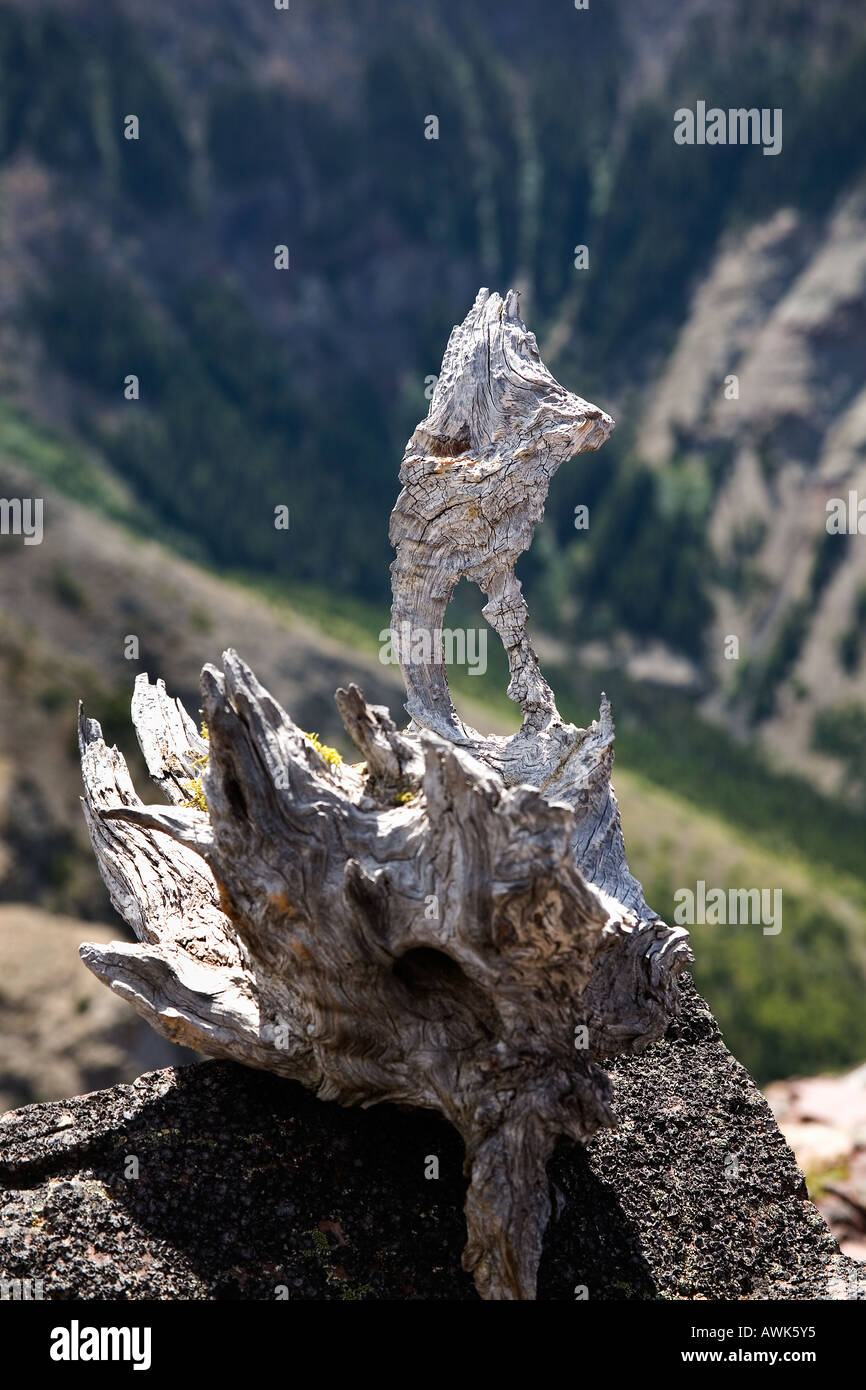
[0, 976, 863, 1300]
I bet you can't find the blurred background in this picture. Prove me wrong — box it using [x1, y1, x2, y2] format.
[0, 0, 864, 1252]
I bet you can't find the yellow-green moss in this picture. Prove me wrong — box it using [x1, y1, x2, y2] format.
[303, 731, 343, 768]
[181, 724, 210, 810]
[182, 724, 340, 807]
[180, 776, 208, 812]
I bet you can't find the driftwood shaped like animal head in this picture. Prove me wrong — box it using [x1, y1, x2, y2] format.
[78, 290, 690, 1300]
[390, 287, 614, 739]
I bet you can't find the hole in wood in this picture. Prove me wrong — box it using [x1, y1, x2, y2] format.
[424, 431, 471, 458]
[392, 947, 498, 1035]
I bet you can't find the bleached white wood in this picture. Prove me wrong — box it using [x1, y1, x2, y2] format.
[78, 291, 690, 1300]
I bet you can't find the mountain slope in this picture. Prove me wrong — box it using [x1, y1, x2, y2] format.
[1, 454, 865, 1082]
[1, 0, 865, 1085]
[0, 453, 410, 916]
[0, 0, 864, 796]
[638, 185, 866, 799]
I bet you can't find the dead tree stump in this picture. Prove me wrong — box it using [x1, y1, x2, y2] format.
[78, 290, 691, 1299]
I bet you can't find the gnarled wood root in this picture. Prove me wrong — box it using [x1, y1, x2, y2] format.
[78, 289, 689, 1298]
[79, 653, 690, 1300]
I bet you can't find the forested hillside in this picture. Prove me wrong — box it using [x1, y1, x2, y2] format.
[1, 0, 865, 758]
[1, 0, 866, 1087]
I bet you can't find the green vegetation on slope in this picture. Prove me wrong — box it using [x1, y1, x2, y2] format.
[1, 0, 865, 1084]
[5, 388, 866, 1087]
[4, 0, 866, 667]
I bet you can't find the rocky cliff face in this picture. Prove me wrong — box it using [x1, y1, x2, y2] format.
[639, 188, 866, 801]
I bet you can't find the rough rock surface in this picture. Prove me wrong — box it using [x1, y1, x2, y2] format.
[0, 975, 862, 1300]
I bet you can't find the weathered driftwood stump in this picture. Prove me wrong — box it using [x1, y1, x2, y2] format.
[79, 290, 691, 1300]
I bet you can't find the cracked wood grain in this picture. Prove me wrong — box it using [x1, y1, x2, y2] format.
[78, 290, 691, 1300]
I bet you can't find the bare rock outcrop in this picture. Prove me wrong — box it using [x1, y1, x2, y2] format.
[0, 975, 862, 1301]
